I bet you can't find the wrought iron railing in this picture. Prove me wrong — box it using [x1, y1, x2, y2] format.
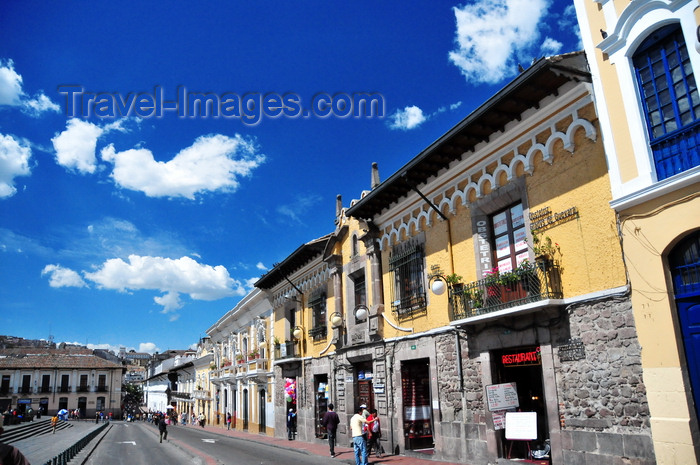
[308, 325, 327, 340]
[274, 341, 298, 360]
[391, 292, 427, 320]
[449, 260, 562, 320]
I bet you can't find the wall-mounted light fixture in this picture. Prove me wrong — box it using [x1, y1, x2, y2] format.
[292, 326, 304, 340]
[428, 264, 447, 295]
[354, 304, 369, 321]
[329, 312, 344, 328]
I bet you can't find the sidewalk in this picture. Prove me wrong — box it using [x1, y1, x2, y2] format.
[190, 422, 464, 465]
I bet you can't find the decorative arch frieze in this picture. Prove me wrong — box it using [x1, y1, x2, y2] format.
[376, 111, 597, 250]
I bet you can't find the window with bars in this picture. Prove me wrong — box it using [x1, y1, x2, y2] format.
[389, 242, 426, 318]
[633, 23, 700, 180]
[309, 292, 327, 340]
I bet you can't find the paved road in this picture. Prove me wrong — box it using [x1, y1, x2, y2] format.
[90, 422, 349, 465]
[84, 422, 206, 465]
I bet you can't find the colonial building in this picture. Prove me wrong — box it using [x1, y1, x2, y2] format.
[255, 234, 335, 442]
[143, 352, 194, 414]
[192, 337, 214, 424]
[206, 288, 275, 434]
[573, 1, 700, 463]
[0, 347, 124, 419]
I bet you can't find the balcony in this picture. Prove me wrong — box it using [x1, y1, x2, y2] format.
[0, 387, 12, 395]
[18, 386, 32, 394]
[77, 385, 90, 393]
[450, 260, 562, 321]
[39, 386, 52, 393]
[96, 385, 108, 392]
[274, 341, 299, 360]
[57, 386, 72, 393]
[308, 325, 327, 341]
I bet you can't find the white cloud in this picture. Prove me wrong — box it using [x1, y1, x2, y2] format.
[41, 264, 87, 288]
[0, 59, 60, 116]
[52, 119, 104, 174]
[138, 342, 160, 354]
[0, 60, 23, 106]
[83, 254, 245, 315]
[276, 194, 322, 222]
[100, 134, 265, 199]
[0, 133, 32, 198]
[388, 105, 427, 130]
[256, 262, 267, 271]
[448, 0, 548, 84]
[540, 37, 563, 56]
[23, 93, 60, 116]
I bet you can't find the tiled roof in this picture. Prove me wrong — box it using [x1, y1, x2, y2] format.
[0, 348, 124, 370]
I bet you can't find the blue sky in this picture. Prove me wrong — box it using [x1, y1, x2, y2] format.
[0, 1, 581, 354]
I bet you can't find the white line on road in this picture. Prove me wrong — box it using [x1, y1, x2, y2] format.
[118, 441, 136, 445]
[202, 439, 216, 443]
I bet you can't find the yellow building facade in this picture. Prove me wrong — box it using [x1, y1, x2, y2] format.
[573, 1, 700, 463]
[255, 52, 654, 464]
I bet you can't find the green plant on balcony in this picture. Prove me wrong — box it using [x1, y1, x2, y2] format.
[471, 289, 483, 308]
[249, 349, 259, 359]
[273, 336, 281, 347]
[531, 230, 560, 260]
[445, 273, 463, 285]
[235, 354, 244, 363]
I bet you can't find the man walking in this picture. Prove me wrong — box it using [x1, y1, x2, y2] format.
[158, 416, 168, 443]
[321, 403, 341, 457]
[350, 406, 375, 465]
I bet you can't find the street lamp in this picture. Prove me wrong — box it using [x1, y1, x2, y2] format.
[292, 326, 304, 340]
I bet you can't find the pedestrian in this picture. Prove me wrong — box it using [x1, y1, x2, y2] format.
[158, 416, 168, 443]
[286, 408, 297, 440]
[366, 408, 383, 458]
[198, 412, 206, 428]
[350, 406, 375, 465]
[51, 413, 59, 434]
[321, 403, 340, 457]
[0, 426, 31, 465]
[226, 412, 231, 430]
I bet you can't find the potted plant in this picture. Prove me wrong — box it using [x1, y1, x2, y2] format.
[445, 273, 464, 292]
[273, 336, 281, 348]
[483, 267, 501, 306]
[249, 349, 259, 359]
[531, 230, 560, 261]
[235, 354, 244, 364]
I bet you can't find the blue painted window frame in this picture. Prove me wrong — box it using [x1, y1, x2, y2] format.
[633, 24, 700, 180]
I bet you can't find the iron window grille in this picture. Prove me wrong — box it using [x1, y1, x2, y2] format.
[633, 24, 700, 180]
[309, 292, 327, 340]
[389, 242, 426, 319]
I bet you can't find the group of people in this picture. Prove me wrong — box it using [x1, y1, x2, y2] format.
[321, 403, 383, 465]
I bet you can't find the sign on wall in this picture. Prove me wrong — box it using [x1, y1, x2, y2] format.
[505, 411, 538, 440]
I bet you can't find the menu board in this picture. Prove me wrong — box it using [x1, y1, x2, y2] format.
[505, 412, 537, 440]
[486, 382, 519, 411]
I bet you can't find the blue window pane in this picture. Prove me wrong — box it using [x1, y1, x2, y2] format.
[634, 24, 700, 180]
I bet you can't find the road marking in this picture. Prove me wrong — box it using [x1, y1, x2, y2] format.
[202, 439, 216, 443]
[118, 441, 136, 445]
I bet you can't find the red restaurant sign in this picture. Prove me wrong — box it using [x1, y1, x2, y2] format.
[502, 347, 541, 367]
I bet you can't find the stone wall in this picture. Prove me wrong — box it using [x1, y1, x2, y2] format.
[556, 295, 656, 464]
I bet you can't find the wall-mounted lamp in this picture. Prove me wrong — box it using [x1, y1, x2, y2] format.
[354, 304, 369, 321]
[429, 275, 447, 296]
[329, 312, 344, 328]
[428, 264, 448, 296]
[284, 293, 302, 302]
[292, 326, 304, 340]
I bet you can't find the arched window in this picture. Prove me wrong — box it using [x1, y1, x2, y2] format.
[633, 24, 700, 180]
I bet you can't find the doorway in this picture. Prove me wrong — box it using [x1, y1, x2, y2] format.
[243, 388, 249, 430]
[259, 389, 266, 432]
[400, 359, 433, 451]
[492, 346, 548, 459]
[671, 230, 700, 422]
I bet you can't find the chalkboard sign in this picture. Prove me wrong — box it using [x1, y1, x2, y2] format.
[486, 382, 519, 412]
[505, 412, 537, 440]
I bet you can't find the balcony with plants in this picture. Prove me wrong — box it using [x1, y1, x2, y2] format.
[447, 232, 563, 321]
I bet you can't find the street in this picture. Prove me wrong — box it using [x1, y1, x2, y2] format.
[84, 422, 340, 465]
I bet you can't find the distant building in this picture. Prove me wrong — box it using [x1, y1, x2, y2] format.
[0, 347, 125, 419]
